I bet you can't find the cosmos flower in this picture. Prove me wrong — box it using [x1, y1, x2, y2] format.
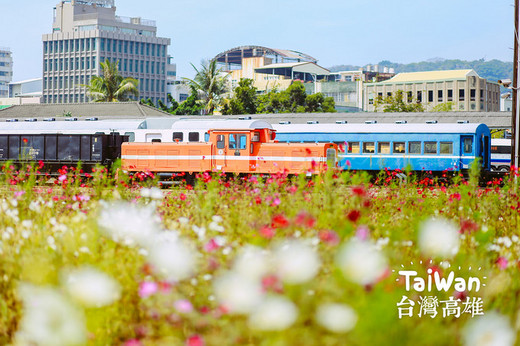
[140, 187, 163, 200]
[15, 284, 86, 345]
[335, 239, 388, 286]
[138, 281, 158, 298]
[273, 240, 321, 284]
[174, 299, 194, 314]
[315, 303, 358, 333]
[463, 312, 515, 346]
[232, 246, 271, 281]
[62, 266, 121, 308]
[248, 296, 298, 331]
[98, 202, 161, 247]
[213, 272, 264, 314]
[418, 218, 460, 258]
[147, 235, 196, 282]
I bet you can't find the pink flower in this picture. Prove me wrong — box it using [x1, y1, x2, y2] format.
[271, 197, 281, 206]
[58, 174, 67, 182]
[174, 299, 194, 313]
[204, 238, 220, 252]
[355, 225, 370, 241]
[138, 281, 158, 298]
[319, 229, 340, 246]
[186, 335, 204, 346]
[259, 225, 275, 239]
[124, 339, 143, 346]
[496, 257, 508, 270]
[14, 191, 25, 197]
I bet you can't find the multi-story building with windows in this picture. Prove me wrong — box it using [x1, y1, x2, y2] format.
[42, 0, 171, 104]
[364, 69, 500, 112]
[0, 48, 13, 98]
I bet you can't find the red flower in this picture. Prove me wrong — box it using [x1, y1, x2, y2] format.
[294, 211, 316, 229]
[271, 214, 289, 228]
[351, 186, 366, 197]
[186, 335, 204, 346]
[460, 219, 479, 234]
[261, 274, 284, 293]
[318, 229, 340, 246]
[179, 193, 186, 201]
[347, 210, 361, 223]
[259, 225, 275, 239]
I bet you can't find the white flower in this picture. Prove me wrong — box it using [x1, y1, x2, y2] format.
[15, 284, 86, 346]
[147, 235, 196, 281]
[212, 215, 223, 223]
[248, 296, 297, 331]
[273, 240, 321, 284]
[62, 267, 121, 308]
[418, 218, 459, 258]
[336, 239, 388, 286]
[463, 312, 515, 346]
[316, 303, 357, 333]
[233, 246, 270, 281]
[141, 187, 163, 200]
[98, 202, 161, 247]
[192, 225, 206, 240]
[208, 221, 225, 232]
[214, 272, 264, 314]
[178, 217, 189, 225]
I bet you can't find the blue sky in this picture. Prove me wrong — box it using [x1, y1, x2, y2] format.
[1, 0, 514, 81]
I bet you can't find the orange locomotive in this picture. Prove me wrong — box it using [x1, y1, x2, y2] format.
[121, 126, 337, 176]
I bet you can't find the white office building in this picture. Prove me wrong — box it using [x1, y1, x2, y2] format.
[0, 48, 13, 98]
[42, 0, 171, 104]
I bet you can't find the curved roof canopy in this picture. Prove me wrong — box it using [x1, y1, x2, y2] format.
[213, 45, 317, 67]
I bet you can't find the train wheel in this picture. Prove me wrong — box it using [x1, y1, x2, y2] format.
[499, 166, 510, 173]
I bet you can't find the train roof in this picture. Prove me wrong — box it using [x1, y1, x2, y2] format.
[272, 122, 489, 134]
[0, 119, 145, 131]
[171, 119, 273, 130]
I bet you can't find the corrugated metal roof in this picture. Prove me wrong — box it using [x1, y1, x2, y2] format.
[255, 62, 330, 75]
[382, 69, 475, 83]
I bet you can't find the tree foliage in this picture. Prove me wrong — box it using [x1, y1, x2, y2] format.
[374, 90, 424, 112]
[431, 102, 454, 112]
[184, 60, 228, 115]
[223, 79, 336, 115]
[85, 59, 139, 102]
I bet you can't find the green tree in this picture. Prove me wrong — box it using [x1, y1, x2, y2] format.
[85, 59, 139, 102]
[431, 102, 454, 112]
[175, 90, 204, 115]
[221, 78, 259, 115]
[286, 81, 307, 112]
[184, 60, 228, 115]
[304, 93, 336, 113]
[374, 90, 424, 112]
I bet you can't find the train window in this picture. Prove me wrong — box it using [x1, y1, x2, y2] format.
[463, 138, 473, 154]
[204, 132, 210, 142]
[348, 142, 360, 154]
[491, 145, 511, 154]
[440, 142, 453, 154]
[424, 142, 438, 154]
[151, 139, 161, 143]
[238, 135, 247, 150]
[363, 142, 375, 154]
[251, 132, 260, 142]
[378, 142, 390, 154]
[189, 132, 199, 142]
[216, 135, 225, 149]
[408, 142, 421, 154]
[172, 132, 183, 142]
[393, 142, 405, 154]
[229, 134, 237, 149]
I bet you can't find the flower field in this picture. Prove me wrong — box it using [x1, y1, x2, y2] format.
[0, 165, 519, 345]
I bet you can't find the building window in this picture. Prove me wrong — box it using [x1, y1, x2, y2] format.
[428, 90, 433, 102]
[459, 89, 465, 101]
[480, 89, 484, 102]
[447, 89, 453, 101]
[470, 89, 476, 101]
[438, 90, 443, 102]
[417, 91, 422, 103]
[407, 91, 412, 103]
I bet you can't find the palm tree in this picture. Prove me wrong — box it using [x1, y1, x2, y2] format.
[184, 60, 228, 114]
[85, 59, 139, 102]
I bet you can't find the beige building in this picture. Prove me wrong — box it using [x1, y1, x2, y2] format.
[364, 69, 500, 112]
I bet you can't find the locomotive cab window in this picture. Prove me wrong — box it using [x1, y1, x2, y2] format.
[204, 132, 210, 142]
[363, 142, 375, 154]
[424, 142, 438, 154]
[251, 132, 260, 142]
[409, 141, 421, 154]
[229, 134, 237, 149]
[463, 138, 473, 154]
[216, 135, 225, 149]
[378, 142, 390, 154]
[188, 132, 199, 142]
[440, 142, 453, 154]
[172, 132, 183, 142]
[238, 135, 247, 150]
[393, 142, 405, 154]
[348, 142, 360, 154]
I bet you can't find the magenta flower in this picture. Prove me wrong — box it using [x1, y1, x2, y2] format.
[204, 238, 220, 252]
[174, 299, 194, 313]
[138, 281, 158, 298]
[186, 334, 204, 346]
[355, 226, 370, 241]
[124, 340, 143, 346]
[496, 257, 508, 270]
[58, 174, 67, 182]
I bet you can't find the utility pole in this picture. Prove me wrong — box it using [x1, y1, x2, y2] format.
[513, 0, 520, 171]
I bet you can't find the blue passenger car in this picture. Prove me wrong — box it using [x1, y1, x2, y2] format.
[272, 123, 491, 173]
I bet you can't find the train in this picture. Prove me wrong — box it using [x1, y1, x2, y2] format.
[490, 138, 511, 172]
[0, 117, 504, 178]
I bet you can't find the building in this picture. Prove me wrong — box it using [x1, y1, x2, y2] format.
[364, 69, 500, 112]
[42, 0, 171, 105]
[0, 47, 13, 98]
[214, 45, 327, 92]
[5, 78, 43, 105]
